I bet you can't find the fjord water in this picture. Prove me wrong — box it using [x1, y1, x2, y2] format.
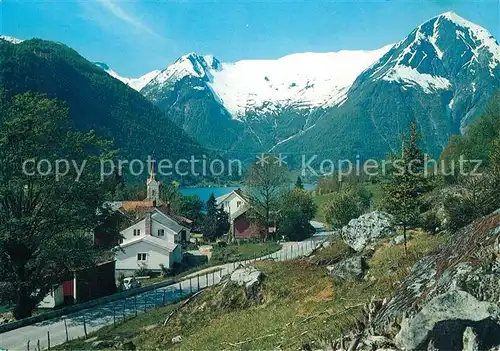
[180, 184, 316, 204]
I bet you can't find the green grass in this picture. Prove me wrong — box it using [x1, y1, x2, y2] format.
[364, 182, 384, 209]
[57, 230, 449, 351]
[210, 242, 281, 264]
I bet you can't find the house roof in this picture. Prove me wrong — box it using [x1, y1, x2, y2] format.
[119, 235, 179, 252]
[230, 203, 250, 221]
[156, 202, 193, 225]
[151, 209, 185, 233]
[121, 208, 189, 234]
[216, 189, 248, 205]
[121, 201, 155, 212]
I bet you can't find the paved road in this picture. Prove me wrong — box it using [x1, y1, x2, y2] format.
[0, 230, 331, 351]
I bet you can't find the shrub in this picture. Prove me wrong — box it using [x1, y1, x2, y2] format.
[134, 265, 154, 278]
[419, 211, 440, 234]
[159, 264, 173, 277]
[442, 194, 476, 232]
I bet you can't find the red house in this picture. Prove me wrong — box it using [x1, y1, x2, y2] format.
[216, 189, 271, 240]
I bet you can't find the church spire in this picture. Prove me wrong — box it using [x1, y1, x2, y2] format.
[146, 162, 160, 203]
[147, 163, 156, 184]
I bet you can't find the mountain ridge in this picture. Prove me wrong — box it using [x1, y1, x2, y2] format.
[132, 11, 499, 160]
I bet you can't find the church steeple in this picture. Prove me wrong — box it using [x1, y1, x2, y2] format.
[146, 163, 160, 203]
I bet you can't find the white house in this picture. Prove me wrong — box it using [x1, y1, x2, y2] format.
[215, 189, 248, 218]
[114, 169, 191, 276]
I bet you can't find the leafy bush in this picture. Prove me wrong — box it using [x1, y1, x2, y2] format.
[278, 188, 317, 241]
[442, 194, 477, 232]
[159, 264, 173, 277]
[134, 265, 154, 278]
[322, 186, 368, 230]
[419, 211, 440, 234]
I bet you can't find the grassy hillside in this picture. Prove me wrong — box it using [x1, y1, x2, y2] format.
[58, 230, 448, 350]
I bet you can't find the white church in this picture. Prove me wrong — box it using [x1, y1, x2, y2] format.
[109, 168, 192, 276]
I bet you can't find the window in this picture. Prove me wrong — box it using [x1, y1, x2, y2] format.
[158, 229, 165, 236]
[237, 201, 242, 208]
[133, 229, 141, 236]
[137, 253, 147, 261]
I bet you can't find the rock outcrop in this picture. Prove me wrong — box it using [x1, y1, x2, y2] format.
[373, 210, 500, 350]
[341, 211, 395, 251]
[327, 256, 366, 280]
[230, 265, 264, 301]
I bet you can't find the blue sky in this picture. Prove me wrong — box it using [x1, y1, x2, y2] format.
[2, 0, 499, 77]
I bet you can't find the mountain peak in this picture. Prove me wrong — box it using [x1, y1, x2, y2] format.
[94, 62, 111, 71]
[94, 62, 160, 91]
[0, 35, 24, 44]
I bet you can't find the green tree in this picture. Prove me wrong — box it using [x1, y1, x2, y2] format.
[383, 121, 429, 255]
[278, 188, 317, 241]
[295, 176, 304, 190]
[0, 91, 118, 318]
[323, 186, 363, 233]
[177, 195, 204, 230]
[245, 157, 289, 241]
[441, 91, 500, 177]
[202, 193, 228, 241]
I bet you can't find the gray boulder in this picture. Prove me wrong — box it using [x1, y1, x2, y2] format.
[373, 210, 500, 351]
[171, 335, 182, 344]
[462, 327, 479, 351]
[91, 340, 113, 349]
[394, 289, 500, 350]
[389, 234, 410, 246]
[230, 266, 264, 301]
[230, 266, 263, 288]
[327, 256, 365, 280]
[341, 211, 395, 251]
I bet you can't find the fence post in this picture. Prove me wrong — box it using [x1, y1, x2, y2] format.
[113, 307, 116, 327]
[37, 340, 40, 351]
[162, 289, 166, 305]
[197, 274, 200, 290]
[212, 271, 215, 284]
[189, 277, 193, 294]
[47, 330, 50, 350]
[64, 318, 69, 342]
[144, 295, 147, 312]
[134, 295, 138, 317]
[179, 282, 182, 298]
[205, 272, 208, 285]
[122, 302, 126, 321]
[83, 317, 87, 338]
[27, 340, 30, 351]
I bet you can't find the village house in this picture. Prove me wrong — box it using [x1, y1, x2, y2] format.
[109, 168, 192, 277]
[216, 189, 272, 240]
[38, 260, 117, 308]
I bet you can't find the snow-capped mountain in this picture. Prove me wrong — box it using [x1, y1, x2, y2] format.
[142, 46, 393, 118]
[101, 12, 500, 160]
[0, 35, 23, 44]
[291, 11, 500, 159]
[364, 12, 499, 92]
[94, 62, 160, 92]
[346, 11, 500, 137]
